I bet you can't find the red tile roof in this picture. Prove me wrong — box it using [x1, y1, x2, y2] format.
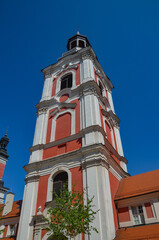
[115, 223, 159, 239]
[0, 200, 22, 219]
[115, 170, 159, 200]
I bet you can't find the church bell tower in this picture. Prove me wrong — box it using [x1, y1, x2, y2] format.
[17, 33, 129, 240]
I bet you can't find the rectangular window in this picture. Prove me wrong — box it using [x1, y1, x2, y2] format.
[132, 205, 145, 225]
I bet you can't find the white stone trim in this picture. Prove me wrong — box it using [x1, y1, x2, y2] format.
[55, 70, 76, 94]
[107, 90, 115, 113]
[50, 109, 75, 142]
[103, 115, 116, 148]
[46, 166, 72, 202]
[82, 58, 94, 83]
[114, 126, 124, 156]
[41, 75, 52, 101]
[17, 179, 39, 240]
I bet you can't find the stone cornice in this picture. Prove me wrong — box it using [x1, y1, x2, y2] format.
[52, 63, 79, 79]
[29, 124, 127, 166]
[26, 140, 128, 180]
[102, 109, 120, 127]
[41, 47, 114, 90]
[25, 175, 40, 184]
[36, 81, 110, 113]
[50, 103, 76, 117]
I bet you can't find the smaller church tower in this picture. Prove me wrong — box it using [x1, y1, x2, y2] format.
[0, 133, 9, 203]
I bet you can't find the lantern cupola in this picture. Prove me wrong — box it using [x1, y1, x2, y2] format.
[67, 32, 91, 51]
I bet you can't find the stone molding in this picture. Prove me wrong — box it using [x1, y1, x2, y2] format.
[102, 109, 120, 127]
[29, 124, 127, 165]
[53, 63, 78, 79]
[41, 47, 113, 90]
[50, 103, 76, 118]
[36, 80, 110, 114]
[25, 175, 40, 184]
[37, 107, 48, 116]
[25, 142, 128, 181]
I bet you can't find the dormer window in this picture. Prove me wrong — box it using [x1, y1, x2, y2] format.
[61, 74, 72, 90]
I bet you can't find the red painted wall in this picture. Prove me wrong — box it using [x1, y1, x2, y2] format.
[41, 229, 47, 239]
[109, 171, 120, 231]
[3, 225, 8, 237]
[99, 105, 104, 130]
[94, 68, 98, 83]
[36, 175, 49, 214]
[145, 202, 154, 218]
[55, 112, 71, 141]
[43, 138, 82, 160]
[60, 94, 69, 102]
[70, 166, 83, 192]
[118, 207, 130, 222]
[0, 163, 5, 179]
[71, 99, 80, 133]
[46, 108, 56, 144]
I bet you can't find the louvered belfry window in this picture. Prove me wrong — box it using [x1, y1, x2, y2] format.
[61, 74, 72, 90]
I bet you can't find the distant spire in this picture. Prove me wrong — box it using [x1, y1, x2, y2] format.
[5, 130, 8, 137]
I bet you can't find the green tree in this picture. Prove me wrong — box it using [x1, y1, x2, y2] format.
[0, 205, 4, 234]
[45, 185, 98, 240]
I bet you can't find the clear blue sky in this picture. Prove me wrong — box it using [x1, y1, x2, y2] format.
[0, 0, 159, 200]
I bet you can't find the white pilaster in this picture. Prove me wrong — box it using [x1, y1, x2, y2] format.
[41, 75, 52, 101]
[17, 178, 39, 240]
[114, 126, 124, 157]
[33, 110, 48, 146]
[82, 58, 94, 82]
[83, 165, 115, 240]
[107, 91, 115, 112]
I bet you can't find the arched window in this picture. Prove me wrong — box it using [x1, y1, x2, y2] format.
[98, 81, 103, 96]
[61, 74, 72, 90]
[105, 120, 112, 145]
[53, 172, 68, 199]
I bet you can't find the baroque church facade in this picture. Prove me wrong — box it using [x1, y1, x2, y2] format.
[0, 33, 159, 240]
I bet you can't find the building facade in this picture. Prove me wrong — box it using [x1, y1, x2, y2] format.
[1, 33, 159, 240]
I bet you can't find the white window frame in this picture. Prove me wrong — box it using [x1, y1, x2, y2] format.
[6, 224, 17, 237]
[97, 78, 106, 97]
[46, 166, 72, 202]
[103, 116, 115, 148]
[131, 205, 145, 225]
[56, 70, 76, 94]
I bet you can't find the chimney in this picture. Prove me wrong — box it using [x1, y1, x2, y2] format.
[2, 192, 14, 216]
